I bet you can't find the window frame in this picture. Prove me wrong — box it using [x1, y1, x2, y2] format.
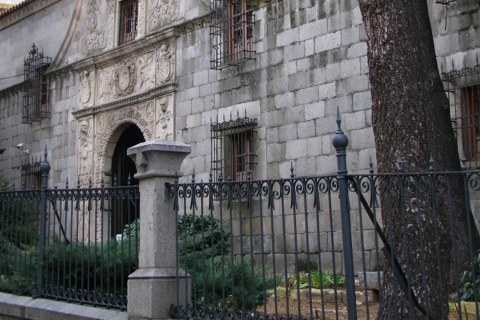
[211, 117, 257, 182]
[462, 85, 480, 161]
[442, 64, 480, 169]
[23, 44, 51, 124]
[210, 0, 255, 69]
[118, 0, 139, 46]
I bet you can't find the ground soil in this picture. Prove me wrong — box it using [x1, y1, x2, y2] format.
[256, 292, 478, 319]
[257, 297, 379, 319]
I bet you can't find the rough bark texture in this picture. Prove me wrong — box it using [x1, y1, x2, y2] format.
[357, 0, 479, 318]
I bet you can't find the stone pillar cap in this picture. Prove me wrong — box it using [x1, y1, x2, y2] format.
[127, 140, 191, 179]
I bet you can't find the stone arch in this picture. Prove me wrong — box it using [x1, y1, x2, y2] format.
[94, 101, 155, 186]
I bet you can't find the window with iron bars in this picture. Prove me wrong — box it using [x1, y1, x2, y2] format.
[443, 64, 480, 168]
[21, 159, 42, 189]
[210, 0, 255, 69]
[23, 44, 51, 124]
[21, 159, 42, 225]
[119, 0, 138, 45]
[211, 116, 257, 182]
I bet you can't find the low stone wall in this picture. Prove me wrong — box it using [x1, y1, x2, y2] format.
[0, 292, 127, 320]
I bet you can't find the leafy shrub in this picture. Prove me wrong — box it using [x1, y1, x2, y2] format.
[0, 176, 40, 295]
[460, 250, 480, 301]
[283, 270, 346, 290]
[0, 210, 273, 311]
[178, 214, 274, 310]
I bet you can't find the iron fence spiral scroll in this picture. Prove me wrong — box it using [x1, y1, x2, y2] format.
[168, 167, 480, 320]
[168, 173, 345, 320]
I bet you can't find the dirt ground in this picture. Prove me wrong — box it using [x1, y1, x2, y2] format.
[257, 296, 379, 320]
[256, 292, 478, 319]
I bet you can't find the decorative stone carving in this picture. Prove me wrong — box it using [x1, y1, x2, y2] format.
[78, 118, 93, 187]
[94, 101, 155, 185]
[148, 0, 179, 32]
[113, 60, 137, 96]
[137, 52, 156, 91]
[156, 95, 174, 140]
[97, 68, 113, 103]
[86, 0, 98, 32]
[81, 0, 115, 55]
[96, 51, 161, 104]
[136, 0, 146, 39]
[79, 71, 93, 105]
[156, 43, 174, 84]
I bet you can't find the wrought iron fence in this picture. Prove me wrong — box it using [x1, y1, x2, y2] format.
[167, 167, 480, 320]
[168, 118, 480, 320]
[0, 151, 139, 310]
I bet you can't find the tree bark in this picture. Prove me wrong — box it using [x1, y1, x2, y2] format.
[357, 0, 480, 318]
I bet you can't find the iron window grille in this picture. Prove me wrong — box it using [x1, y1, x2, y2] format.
[443, 64, 480, 168]
[210, 0, 255, 69]
[23, 44, 51, 124]
[21, 158, 42, 189]
[21, 158, 42, 225]
[211, 115, 257, 182]
[119, 0, 138, 45]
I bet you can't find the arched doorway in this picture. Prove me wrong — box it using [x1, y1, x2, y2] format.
[111, 124, 145, 186]
[110, 124, 145, 237]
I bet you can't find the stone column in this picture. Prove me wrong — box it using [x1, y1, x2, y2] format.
[127, 140, 191, 320]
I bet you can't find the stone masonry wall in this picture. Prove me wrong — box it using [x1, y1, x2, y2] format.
[175, 0, 377, 272]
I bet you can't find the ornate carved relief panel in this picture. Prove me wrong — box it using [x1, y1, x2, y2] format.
[78, 117, 94, 187]
[155, 94, 174, 140]
[93, 100, 155, 184]
[156, 43, 175, 85]
[81, 0, 115, 56]
[95, 45, 172, 104]
[148, 0, 179, 32]
[79, 71, 94, 108]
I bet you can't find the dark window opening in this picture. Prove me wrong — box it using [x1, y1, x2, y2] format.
[119, 0, 138, 45]
[23, 44, 51, 124]
[462, 86, 480, 161]
[442, 64, 480, 168]
[21, 159, 42, 225]
[210, 0, 255, 69]
[211, 115, 257, 181]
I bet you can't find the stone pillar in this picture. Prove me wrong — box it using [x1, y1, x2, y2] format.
[127, 140, 191, 320]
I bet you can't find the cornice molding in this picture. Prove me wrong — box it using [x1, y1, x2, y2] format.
[0, 0, 62, 31]
[48, 27, 179, 77]
[72, 83, 178, 119]
[0, 83, 23, 98]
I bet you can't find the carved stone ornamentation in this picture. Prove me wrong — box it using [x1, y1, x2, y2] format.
[79, 71, 93, 105]
[156, 44, 174, 84]
[155, 95, 174, 140]
[113, 60, 137, 96]
[137, 52, 156, 91]
[81, 0, 115, 55]
[86, 0, 98, 32]
[97, 68, 113, 103]
[148, 0, 179, 32]
[136, 0, 146, 38]
[94, 101, 155, 185]
[78, 118, 94, 187]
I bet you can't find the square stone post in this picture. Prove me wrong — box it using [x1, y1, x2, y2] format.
[127, 140, 191, 320]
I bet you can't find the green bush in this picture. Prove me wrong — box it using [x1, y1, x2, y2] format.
[0, 177, 40, 295]
[0, 210, 273, 311]
[282, 270, 346, 290]
[178, 214, 274, 310]
[460, 250, 480, 301]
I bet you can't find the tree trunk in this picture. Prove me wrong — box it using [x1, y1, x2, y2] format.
[357, 0, 480, 318]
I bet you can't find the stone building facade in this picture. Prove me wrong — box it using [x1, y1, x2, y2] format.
[0, 0, 479, 269]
